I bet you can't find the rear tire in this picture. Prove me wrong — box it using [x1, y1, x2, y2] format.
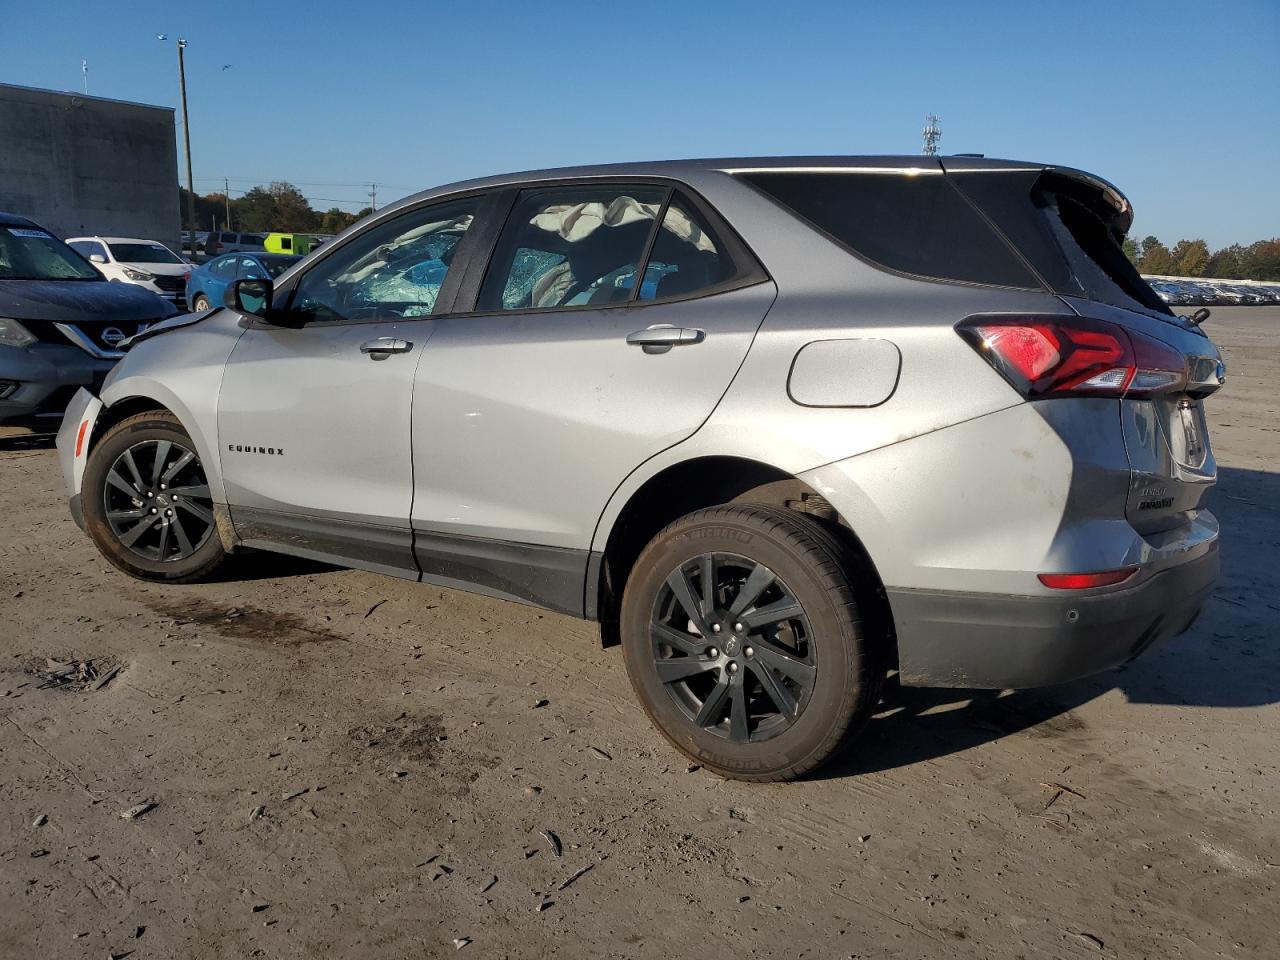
[620, 504, 884, 782]
[192, 293, 210, 311]
[82, 410, 228, 583]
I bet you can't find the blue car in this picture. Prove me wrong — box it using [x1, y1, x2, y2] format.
[185, 252, 300, 312]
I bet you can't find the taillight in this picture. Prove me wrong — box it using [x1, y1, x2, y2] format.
[957, 315, 1188, 399]
[1038, 567, 1139, 589]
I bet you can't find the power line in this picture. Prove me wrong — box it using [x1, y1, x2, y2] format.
[191, 176, 417, 189]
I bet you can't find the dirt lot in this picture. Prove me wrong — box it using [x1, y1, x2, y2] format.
[1, 307, 1277, 959]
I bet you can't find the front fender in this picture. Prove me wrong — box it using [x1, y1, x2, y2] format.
[100, 375, 227, 504]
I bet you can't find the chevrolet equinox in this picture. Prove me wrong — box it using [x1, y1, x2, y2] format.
[57, 157, 1223, 781]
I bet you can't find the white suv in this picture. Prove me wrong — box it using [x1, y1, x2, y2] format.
[67, 237, 191, 307]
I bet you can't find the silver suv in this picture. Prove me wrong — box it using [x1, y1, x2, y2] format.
[56, 157, 1223, 781]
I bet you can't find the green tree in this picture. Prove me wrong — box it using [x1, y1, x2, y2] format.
[1122, 237, 1139, 264]
[268, 181, 317, 232]
[1206, 244, 1245, 279]
[1138, 235, 1161, 259]
[1138, 239, 1177, 275]
[1172, 239, 1210, 277]
[232, 186, 277, 232]
[318, 207, 359, 234]
[1241, 239, 1280, 281]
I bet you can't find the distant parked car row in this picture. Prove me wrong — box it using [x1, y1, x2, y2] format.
[1145, 277, 1280, 306]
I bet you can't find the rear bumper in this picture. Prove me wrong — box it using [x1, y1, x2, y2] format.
[889, 541, 1219, 688]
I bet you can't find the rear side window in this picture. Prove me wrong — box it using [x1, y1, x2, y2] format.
[948, 170, 1170, 315]
[637, 194, 736, 301]
[740, 171, 1037, 289]
[478, 185, 668, 311]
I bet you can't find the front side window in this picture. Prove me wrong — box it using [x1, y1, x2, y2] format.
[289, 197, 479, 322]
[209, 256, 238, 279]
[478, 185, 668, 311]
[239, 256, 267, 279]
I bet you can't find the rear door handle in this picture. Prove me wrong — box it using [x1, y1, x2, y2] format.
[360, 337, 413, 358]
[626, 324, 705, 354]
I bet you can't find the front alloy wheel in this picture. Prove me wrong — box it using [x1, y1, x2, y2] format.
[102, 438, 214, 562]
[83, 410, 228, 583]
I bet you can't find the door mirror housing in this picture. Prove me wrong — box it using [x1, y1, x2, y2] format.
[89, 252, 107, 263]
[226, 277, 274, 318]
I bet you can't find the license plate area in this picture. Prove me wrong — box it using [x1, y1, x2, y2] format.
[1121, 396, 1215, 533]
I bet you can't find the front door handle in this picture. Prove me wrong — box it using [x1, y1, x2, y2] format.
[626, 324, 705, 354]
[360, 337, 413, 359]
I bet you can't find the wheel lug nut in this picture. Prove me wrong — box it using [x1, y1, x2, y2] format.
[150, 508, 158, 514]
[727, 662, 739, 674]
[744, 647, 754, 658]
[707, 647, 718, 658]
[711, 623, 721, 634]
[734, 622, 744, 633]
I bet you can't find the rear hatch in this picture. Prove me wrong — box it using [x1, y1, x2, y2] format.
[947, 163, 1224, 534]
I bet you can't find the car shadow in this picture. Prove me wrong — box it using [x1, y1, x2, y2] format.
[0, 431, 56, 451]
[817, 464, 1280, 779]
[220, 549, 339, 582]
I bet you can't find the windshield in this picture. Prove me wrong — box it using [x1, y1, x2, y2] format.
[109, 242, 183, 265]
[0, 226, 101, 281]
[259, 255, 301, 278]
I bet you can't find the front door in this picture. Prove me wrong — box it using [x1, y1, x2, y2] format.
[217, 195, 485, 577]
[409, 183, 775, 608]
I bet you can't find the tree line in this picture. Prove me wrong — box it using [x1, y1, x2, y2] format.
[1122, 235, 1280, 281]
[179, 182, 371, 236]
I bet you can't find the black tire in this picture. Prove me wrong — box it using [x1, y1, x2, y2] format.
[621, 504, 884, 782]
[82, 410, 228, 583]
[192, 293, 210, 312]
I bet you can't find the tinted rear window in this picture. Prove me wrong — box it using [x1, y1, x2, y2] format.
[949, 170, 1170, 315]
[739, 171, 1038, 288]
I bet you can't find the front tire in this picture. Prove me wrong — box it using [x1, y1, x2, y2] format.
[82, 410, 228, 583]
[621, 505, 884, 782]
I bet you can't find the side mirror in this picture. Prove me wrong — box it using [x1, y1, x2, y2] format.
[226, 277, 273, 318]
[89, 253, 107, 263]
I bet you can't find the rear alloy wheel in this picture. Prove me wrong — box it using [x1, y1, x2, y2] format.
[83, 411, 228, 583]
[622, 504, 883, 781]
[192, 293, 210, 311]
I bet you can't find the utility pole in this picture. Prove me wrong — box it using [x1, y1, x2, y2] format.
[224, 176, 232, 232]
[368, 183, 378, 211]
[81, 60, 88, 94]
[176, 39, 197, 254]
[922, 114, 941, 156]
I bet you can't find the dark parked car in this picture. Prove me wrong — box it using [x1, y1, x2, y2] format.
[0, 212, 174, 426]
[185, 252, 301, 311]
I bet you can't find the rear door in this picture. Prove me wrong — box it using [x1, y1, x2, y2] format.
[217, 194, 487, 576]
[409, 181, 775, 608]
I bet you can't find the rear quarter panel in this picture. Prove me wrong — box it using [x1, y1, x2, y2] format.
[590, 169, 1071, 555]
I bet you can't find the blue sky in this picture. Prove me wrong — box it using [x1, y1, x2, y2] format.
[3, 0, 1277, 247]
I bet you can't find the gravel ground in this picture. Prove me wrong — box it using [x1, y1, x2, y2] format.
[1, 307, 1276, 959]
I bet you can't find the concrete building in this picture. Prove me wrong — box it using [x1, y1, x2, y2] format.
[0, 82, 180, 249]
